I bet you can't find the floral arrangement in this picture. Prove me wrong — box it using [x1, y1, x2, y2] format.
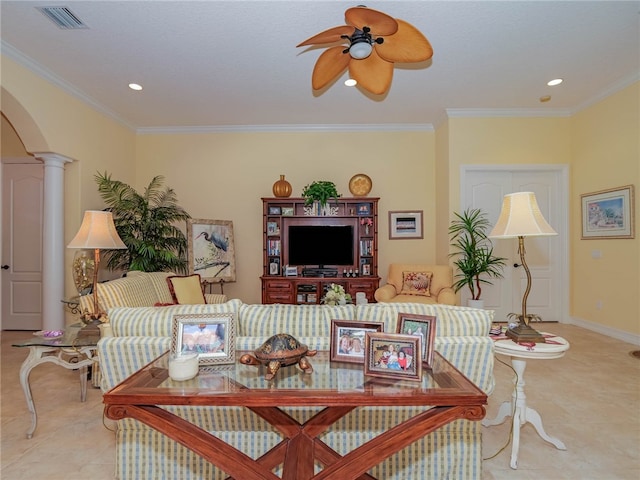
[360, 218, 373, 227]
[322, 283, 352, 306]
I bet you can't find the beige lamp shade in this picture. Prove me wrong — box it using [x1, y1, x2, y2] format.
[67, 210, 127, 249]
[489, 192, 557, 238]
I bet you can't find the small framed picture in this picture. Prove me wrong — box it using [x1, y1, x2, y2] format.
[388, 210, 423, 239]
[285, 265, 298, 277]
[357, 203, 371, 215]
[330, 320, 384, 363]
[267, 221, 280, 236]
[268, 206, 282, 215]
[171, 313, 236, 365]
[269, 258, 280, 275]
[363, 332, 422, 381]
[396, 313, 437, 368]
[361, 263, 371, 276]
[281, 207, 294, 216]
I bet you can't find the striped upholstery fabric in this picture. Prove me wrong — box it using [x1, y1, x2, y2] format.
[126, 271, 175, 304]
[355, 302, 493, 336]
[77, 271, 228, 316]
[100, 301, 494, 480]
[108, 299, 243, 337]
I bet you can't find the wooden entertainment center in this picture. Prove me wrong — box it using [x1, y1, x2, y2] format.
[261, 197, 380, 304]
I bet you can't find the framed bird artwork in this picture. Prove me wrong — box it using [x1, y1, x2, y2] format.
[187, 219, 237, 283]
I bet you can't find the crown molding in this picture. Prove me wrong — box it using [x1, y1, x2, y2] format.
[2, 40, 136, 131]
[446, 108, 572, 119]
[136, 123, 435, 135]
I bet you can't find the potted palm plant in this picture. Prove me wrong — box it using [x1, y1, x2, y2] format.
[449, 208, 506, 307]
[95, 171, 191, 273]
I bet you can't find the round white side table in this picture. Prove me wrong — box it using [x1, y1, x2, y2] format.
[482, 332, 570, 469]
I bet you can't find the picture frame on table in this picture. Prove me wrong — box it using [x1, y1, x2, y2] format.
[580, 185, 634, 239]
[388, 210, 423, 239]
[171, 313, 236, 365]
[187, 219, 236, 283]
[268, 206, 282, 215]
[269, 258, 280, 275]
[281, 207, 294, 216]
[363, 332, 422, 381]
[396, 313, 437, 368]
[330, 320, 384, 364]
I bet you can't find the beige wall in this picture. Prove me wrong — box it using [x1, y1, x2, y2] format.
[570, 83, 639, 335]
[1, 54, 137, 315]
[135, 130, 437, 303]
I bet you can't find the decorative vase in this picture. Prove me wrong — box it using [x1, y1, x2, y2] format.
[272, 175, 292, 198]
[72, 250, 95, 295]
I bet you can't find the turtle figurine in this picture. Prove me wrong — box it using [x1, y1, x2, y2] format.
[239, 333, 317, 380]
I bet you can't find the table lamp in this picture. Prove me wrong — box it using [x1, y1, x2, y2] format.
[67, 210, 126, 331]
[489, 192, 557, 343]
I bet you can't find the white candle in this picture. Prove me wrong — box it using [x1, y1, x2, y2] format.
[168, 352, 199, 381]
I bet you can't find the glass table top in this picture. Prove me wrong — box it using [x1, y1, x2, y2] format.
[106, 351, 487, 408]
[12, 323, 100, 349]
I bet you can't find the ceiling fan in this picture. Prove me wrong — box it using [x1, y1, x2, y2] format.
[297, 6, 433, 95]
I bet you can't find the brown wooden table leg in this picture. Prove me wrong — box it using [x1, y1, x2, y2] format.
[105, 405, 280, 480]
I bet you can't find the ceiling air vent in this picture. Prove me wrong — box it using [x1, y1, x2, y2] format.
[37, 6, 88, 29]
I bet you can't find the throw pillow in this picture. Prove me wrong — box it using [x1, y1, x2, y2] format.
[400, 271, 433, 296]
[166, 274, 206, 304]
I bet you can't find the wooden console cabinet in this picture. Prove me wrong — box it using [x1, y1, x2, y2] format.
[261, 197, 379, 304]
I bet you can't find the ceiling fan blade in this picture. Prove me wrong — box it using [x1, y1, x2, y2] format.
[345, 7, 398, 36]
[297, 25, 354, 47]
[349, 50, 394, 95]
[376, 19, 433, 63]
[311, 46, 350, 90]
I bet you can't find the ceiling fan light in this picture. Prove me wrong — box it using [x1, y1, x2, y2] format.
[349, 41, 373, 59]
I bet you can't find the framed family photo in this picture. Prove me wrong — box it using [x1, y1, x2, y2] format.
[396, 313, 437, 368]
[330, 320, 384, 363]
[187, 219, 237, 283]
[363, 332, 422, 381]
[581, 185, 634, 239]
[171, 313, 236, 365]
[388, 210, 424, 239]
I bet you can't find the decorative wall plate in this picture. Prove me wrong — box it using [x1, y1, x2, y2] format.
[349, 174, 372, 197]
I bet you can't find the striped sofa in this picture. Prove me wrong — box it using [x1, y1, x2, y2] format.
[98, 301, 495, 480]
[78, 271, 227, 319]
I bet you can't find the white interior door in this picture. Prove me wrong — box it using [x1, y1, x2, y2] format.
[461, 166, 568, 323]
[2, 162, 44, 330]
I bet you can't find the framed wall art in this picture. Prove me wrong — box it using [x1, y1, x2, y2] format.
[396, 313, 437, 368]
[187, 219, 237, 283]
[171, 313, 236, 365]
[388, 210, 423, 239]
[581, 185, 634, 239]
[330, 320, 384, 363]
[363, 332, 422, 381]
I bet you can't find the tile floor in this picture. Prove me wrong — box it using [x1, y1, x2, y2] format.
[1, 324, 639, 479]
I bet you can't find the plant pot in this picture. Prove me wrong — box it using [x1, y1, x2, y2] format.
[467, 299, 485, 309]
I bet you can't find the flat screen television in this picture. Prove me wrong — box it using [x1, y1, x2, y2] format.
[287, 225, 354, 267]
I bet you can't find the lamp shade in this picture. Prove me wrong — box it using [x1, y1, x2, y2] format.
[489, 192, 557, 238]
[67, 210, 127, 249]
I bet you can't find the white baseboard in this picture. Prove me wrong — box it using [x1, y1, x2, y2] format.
[567, 316, 640, 346]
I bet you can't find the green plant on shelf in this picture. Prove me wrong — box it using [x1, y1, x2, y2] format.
[301, 181, 341, 206]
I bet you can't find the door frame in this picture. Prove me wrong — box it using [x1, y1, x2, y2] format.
[460, 164, 570, 323]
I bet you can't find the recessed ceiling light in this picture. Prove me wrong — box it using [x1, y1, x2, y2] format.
[344, 79, 357, 87]
[547, 78, 563, 86]
[128, 83, 143, 91]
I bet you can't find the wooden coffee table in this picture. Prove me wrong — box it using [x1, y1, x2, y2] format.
[104, 351, 487, 480]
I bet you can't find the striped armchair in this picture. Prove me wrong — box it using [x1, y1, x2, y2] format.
[98, 301, 494, 480]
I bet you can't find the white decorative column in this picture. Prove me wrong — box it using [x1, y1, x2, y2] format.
[34, 153, 72, 330]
